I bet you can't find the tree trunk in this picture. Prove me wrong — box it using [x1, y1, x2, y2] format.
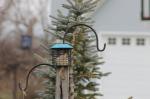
[69, 31, 77, 99]
[13, 66, 18, 99]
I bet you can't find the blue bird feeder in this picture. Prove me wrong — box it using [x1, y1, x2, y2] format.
[51, 43, 73, 66]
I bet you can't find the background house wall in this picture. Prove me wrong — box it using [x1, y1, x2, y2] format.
[93, 0, 150, 32]
[101, 32, 150, 99]
[95, 0, 150, 99]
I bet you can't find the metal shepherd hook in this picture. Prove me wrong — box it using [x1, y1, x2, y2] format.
[63, 24, 106, 51]
[18, 64, 55, 97]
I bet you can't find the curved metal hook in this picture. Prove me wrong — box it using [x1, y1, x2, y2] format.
[19, 64, 55, 92]
[63, 24, 106, 51]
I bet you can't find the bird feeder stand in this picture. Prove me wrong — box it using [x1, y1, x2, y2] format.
[51, 43, 73, 99]
[18, 24, 106, 99]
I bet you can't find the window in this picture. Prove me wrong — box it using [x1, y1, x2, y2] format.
[108, 38, 116, 45]
[141, 0, 150, 20]
[136, 38, 145, 46]
[122, 38, 130, 45]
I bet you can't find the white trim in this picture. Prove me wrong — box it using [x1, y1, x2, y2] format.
[100, 31, 150, 36]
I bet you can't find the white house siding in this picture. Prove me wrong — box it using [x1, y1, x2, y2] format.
[100, 46, 150, 99]
[98, 32, 150, 99]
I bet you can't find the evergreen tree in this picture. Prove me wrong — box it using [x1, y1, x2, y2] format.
[37, 0, 110, 99]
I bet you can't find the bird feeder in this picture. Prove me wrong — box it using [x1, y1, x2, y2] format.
[21, 35, 32, 49]
[51, 43, 73, 66]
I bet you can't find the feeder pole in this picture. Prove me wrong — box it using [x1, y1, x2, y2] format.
[51, 43, 73, 99]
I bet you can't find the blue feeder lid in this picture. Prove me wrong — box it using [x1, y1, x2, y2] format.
[51, 43, 73, 49]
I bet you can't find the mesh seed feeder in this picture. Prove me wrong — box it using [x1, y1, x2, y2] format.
[51, 43, 73, 66]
